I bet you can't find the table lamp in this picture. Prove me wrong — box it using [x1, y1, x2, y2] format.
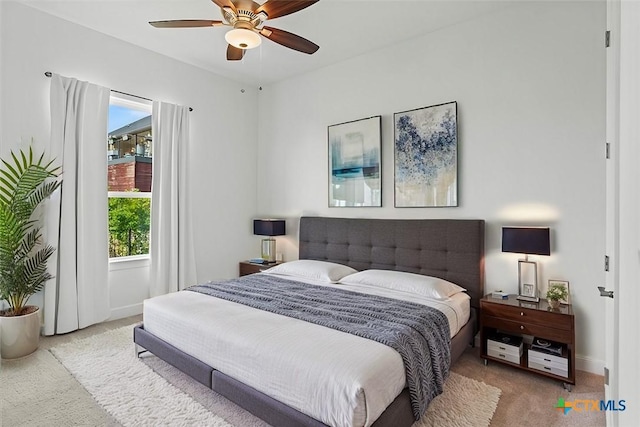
[253, 219, 286, 263]
[502, 227, 550, 302]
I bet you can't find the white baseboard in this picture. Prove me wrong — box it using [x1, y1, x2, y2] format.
[576, 354, 605, 376]
[109, 303, 143, 321]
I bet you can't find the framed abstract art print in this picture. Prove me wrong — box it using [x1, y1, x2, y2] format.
[328, 116, 382, 207]
[394, 101, 458, 207]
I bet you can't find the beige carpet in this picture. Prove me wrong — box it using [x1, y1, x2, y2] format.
[0, 347, 117, 427]
[46, 325, 500, 427]
[453, 347, 606, 427]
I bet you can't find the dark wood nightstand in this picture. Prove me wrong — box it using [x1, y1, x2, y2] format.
[480, 295, 575, 390]
[239, 261, 283, 277]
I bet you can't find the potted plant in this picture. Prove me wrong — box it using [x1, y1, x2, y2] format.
[0, 148, 61, 359]
[546, 283, 568, 309]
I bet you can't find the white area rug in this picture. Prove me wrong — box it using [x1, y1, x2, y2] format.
[50, 326, 231, 427]
[51, 326, 501, 427]
[416, 372, 501, 427]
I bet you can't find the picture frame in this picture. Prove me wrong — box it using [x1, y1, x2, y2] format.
[548, 280, 571, 305]
[523, 283, 535, 298]
[394, 101, 458, 207]
[328, 116, 382, 207]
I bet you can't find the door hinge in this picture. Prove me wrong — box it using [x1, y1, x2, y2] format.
[605, 255, 610, 272]
[605, 30, 611, 48]
[606, 142, 610, 159]
[604, 367, 609, 385]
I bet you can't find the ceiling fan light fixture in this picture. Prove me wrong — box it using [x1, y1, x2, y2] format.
[225, 28, 261, 50]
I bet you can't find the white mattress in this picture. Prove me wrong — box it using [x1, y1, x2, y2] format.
[143, 273, 470, 427]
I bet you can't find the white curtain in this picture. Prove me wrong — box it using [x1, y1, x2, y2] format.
[43, 73, 110, 335]
[149, 101, 197, 296]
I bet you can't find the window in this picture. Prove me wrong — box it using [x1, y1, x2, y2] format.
[108, 95, 152, 259]
[108, 191, 151, 258]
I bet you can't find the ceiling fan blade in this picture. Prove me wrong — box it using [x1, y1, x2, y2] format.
[149, 20, 224, 28]
[227, 44, 245, 61]
[260, 26, 319, 54]
[211, 0, 236, 13]
[256, 0, 319, 20]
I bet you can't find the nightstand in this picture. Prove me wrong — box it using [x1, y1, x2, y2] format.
[239, 261, 283, 277]
[480, 295, 575, 390]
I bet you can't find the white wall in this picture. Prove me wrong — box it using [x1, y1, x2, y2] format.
[257, 2, 606, 372]
[1, 1, 608, 372]
[0, 2, 259, 317]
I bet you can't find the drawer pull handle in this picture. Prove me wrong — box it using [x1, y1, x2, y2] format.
[520, 312, 524, 316]
[499, 354, 506, 358]
[520, 325, 524, 330]
[544, 367, 551, 371]
[499, 346, 506, 350]
[544, 358, 551, 362]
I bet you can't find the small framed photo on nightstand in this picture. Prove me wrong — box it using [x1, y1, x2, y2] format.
[522, 283, 535, 298]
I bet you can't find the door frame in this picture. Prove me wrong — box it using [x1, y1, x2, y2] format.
[606, 0, 640, 424]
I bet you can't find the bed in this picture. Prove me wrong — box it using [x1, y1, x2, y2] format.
[133, 217, 485, 427]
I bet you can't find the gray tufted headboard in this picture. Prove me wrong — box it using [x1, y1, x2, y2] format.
[299, 217, 485, 314]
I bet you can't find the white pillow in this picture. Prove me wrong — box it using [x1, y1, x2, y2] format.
[339, 269, 466, 300]
[263, 260, 357, 283]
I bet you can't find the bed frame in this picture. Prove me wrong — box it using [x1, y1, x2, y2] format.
[134, 217, 485, 427]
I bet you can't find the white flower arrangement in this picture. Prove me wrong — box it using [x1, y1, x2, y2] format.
[546, 283, 568, 302]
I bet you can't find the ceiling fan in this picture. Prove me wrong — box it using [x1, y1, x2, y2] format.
[149, 0, 320, 61]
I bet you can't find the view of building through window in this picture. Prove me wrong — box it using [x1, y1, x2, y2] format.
[108, 96, 152, 258]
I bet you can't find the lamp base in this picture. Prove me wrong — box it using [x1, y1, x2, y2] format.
[517, 260, 539, 302]
[516, 294, 540, 303]
[261, 238, 276, 263]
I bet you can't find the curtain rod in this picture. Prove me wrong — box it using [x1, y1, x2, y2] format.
[44, 72, 193, 112]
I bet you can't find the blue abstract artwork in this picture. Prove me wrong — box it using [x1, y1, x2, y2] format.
[394, 102, 457, 207]
[329, 116, 381, 207]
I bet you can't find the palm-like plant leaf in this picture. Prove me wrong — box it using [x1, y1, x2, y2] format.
[0, 159, 20, 184]
[0, 147, 61, 315]
[16, 229, 40, 260]
[0, 206, 21, 260]
[26, 180, 61, 214]
[20, 245, 56, 294]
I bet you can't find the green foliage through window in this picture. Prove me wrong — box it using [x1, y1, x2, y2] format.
[108, 196, 150, 258]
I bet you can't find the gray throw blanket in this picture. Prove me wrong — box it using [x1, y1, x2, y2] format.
[188, 273, 451, 420]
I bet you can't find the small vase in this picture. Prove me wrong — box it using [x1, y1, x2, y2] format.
[548, 299, 560, 309]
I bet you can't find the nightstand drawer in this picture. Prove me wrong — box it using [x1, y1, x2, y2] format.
[528, 349, 568, 370]
[528, 360, 569, 378]
[488, 339, 522, 357]
[482, 303, 572, 331]
[487, 346, 521, 364]
[481, 316, 572, 343]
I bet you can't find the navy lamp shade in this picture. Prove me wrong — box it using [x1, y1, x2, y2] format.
[502, 227, 550, 256]
[502, 227, 550, 302]
[253, 219, 286, 263]
[253, 219, 286, 237]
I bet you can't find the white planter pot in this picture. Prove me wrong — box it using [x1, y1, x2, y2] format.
[0, 307, 41, 359]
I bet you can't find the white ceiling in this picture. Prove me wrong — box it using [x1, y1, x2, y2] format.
[21, 0, 513, 86]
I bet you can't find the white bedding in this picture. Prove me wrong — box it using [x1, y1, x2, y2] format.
[143, 273, 470, 427]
